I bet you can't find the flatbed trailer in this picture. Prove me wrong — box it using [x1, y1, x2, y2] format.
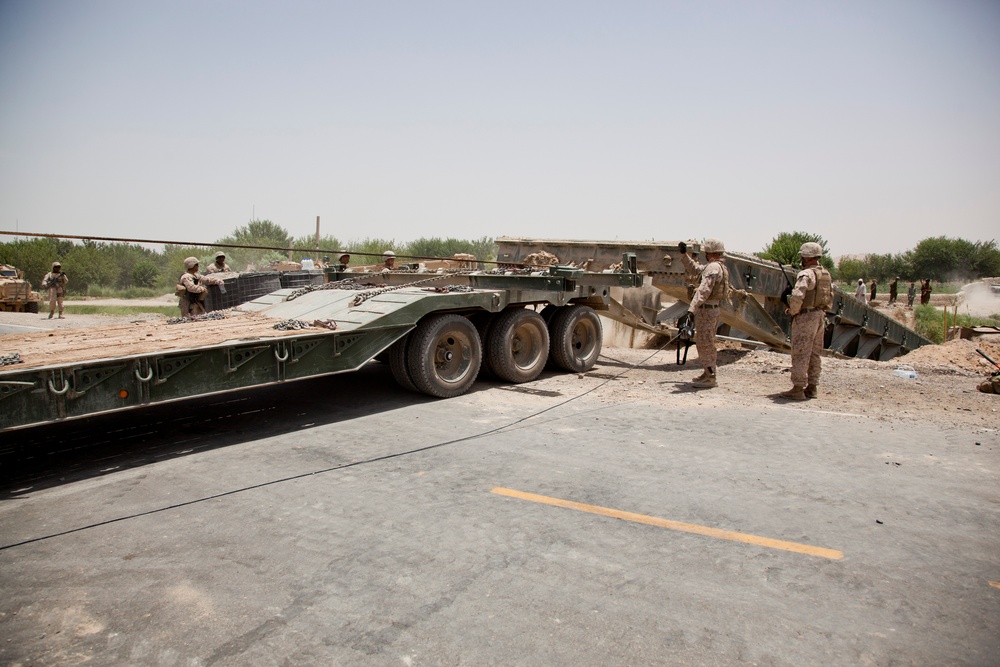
[0, 264, 643, 432]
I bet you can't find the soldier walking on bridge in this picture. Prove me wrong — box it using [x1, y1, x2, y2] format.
[779, 242, 832, 400]
[679, 238, 730, 388]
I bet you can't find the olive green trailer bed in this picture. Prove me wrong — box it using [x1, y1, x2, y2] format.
[0, 266, 642, 432]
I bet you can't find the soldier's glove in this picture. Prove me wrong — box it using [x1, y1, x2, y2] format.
[677, 241, 687, 254]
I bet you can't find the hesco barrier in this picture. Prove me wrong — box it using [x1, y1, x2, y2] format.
[205, 272, 281, 312]
[278, 270, 326, 289]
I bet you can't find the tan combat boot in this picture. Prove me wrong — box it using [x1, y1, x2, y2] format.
[779, 385, 807, 400]
[691, 369, 709, 383]
[692, 370, 717, 388]
[804, 384, 818, 399]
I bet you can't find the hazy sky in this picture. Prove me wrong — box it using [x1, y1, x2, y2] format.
[1, 0, 997, 257]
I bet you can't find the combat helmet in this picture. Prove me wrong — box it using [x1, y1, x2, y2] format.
[183, 256, 200, 270]
[702, 238, 725, 254]
[799, 242, 823, 258]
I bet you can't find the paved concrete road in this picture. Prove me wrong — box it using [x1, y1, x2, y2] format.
[0, 322, 45, 335]
[1, 365, 998, 666]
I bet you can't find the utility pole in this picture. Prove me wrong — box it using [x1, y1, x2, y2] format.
[315, 216, 320, 262]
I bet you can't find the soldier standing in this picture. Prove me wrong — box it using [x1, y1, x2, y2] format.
[42, 261, 69, 319]
[888, 278, 898, 305]
[779, 242, 833, 400]
[678, 238, 730, 388]
[204, 251, 231, 274]
[178, 257, 208, 317]
[907, 281, 917, 308]
[920, 279, 932, 305]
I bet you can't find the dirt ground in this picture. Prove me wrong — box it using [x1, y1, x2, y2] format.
[2, 304, 998, 432]
[579, 337, 999, 433]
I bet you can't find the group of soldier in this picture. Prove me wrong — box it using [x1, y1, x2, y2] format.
[680, 239, 831, 401]
[177, 252, 231, 318]
[173, 249, 398, 318]
[170, 241, 833, 398]
[37, 240, 882, 397]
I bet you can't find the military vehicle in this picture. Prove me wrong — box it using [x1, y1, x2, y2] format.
[0, 264, 41, 313]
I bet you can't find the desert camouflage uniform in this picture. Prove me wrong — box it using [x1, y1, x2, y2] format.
[43, 270, 69, 317]
[787, 266, 832, 388]
[179, 272, 208, 317]
[681, 253, 729, 374]
[204, 260, 231, 274]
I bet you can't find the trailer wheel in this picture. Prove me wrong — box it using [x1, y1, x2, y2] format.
[549, 305, 602, 372]
[388, 334, 418, 393]
[486, 308, 549, 383]
[539, 304, 559, 323]
[407, 314, 482, 398]
[468, 311, 496, 380]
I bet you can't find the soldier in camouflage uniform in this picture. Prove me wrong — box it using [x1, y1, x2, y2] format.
[204, 251, 231, 274]
[780, 242, 833, 400]
[679, 238, 730, 388]
[381, 250, 396, 272]
[178, 257, 208, 317]
[42, 261, 69, 319]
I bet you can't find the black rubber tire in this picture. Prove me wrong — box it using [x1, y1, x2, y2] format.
[469, 311, 497, 380]
[539, 304, 559, 323]
[549, 305, 603, 372]
[388, 334, 418, 393]
[406, 314, 482, 398]
[26, 301, 39, 314]
[486, 308, 549, 383]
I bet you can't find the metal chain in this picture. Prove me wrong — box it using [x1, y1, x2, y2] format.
[286, 277, 363, 301]
[349, 273, 473, 306]
[0, 352, 23, 367]
[422, 284, 476, 293]
[272, 318, 339, 331]
[166, 311, 228, 325]
[273, 319, 311, 331]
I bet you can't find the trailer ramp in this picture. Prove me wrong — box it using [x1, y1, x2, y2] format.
[496, 237, 932, 359]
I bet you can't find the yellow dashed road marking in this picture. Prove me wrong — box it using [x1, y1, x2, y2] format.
[491, 487, 844, 560]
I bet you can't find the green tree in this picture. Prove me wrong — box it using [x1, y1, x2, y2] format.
[216, 219, 293, 270]
[758, 232, 834, 271]
[63, 241, 117, 293]
[131, 258, 160, 288]
[405, 237, 497, 264]
[911, 236, 961, 281]
[101, 242, 162, 289]
[970, 240, 1000, 278]
[0, 237, 67, 287]
[341, 238, 399, 266]
[290, 234, 345, 264]
[836, 257, 865, 284]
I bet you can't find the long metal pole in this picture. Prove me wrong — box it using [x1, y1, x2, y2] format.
[0, 230, 513, 265]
